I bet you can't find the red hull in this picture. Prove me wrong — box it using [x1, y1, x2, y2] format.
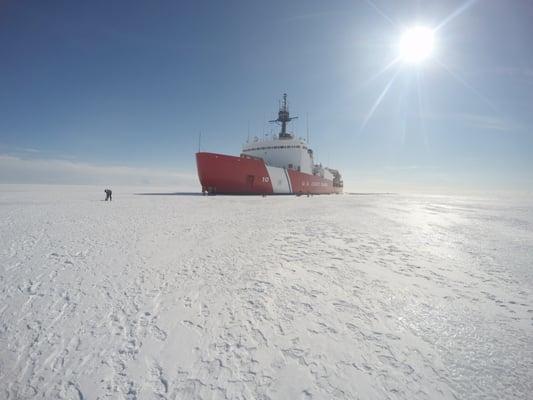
[196, 152, 342, 195]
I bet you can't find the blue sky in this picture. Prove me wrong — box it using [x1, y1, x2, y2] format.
[1, 0, 532, 192]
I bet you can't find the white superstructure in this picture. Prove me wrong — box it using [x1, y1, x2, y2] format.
[242, 136, 314, 174]
[241, 93, 319, 175]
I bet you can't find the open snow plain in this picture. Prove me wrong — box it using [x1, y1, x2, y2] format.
[0, 185, 532, 400]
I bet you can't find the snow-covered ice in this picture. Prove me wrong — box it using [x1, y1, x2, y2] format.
[0, 185, 532, 400]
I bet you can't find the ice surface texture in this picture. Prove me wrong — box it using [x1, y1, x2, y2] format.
[0, 185, 532, 399]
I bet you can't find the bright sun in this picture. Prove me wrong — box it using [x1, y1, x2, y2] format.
[399, 26, 434, 64]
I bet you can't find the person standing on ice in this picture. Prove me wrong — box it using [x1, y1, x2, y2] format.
[104, 189, 112, 201]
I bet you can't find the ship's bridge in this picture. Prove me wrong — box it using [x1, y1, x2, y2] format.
[242, 93, 326, 175]
[242, 135, 314, 174]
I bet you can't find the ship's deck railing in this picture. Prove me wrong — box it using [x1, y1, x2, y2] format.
[240, 153, 263, 161]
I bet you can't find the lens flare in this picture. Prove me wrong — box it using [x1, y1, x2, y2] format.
[399, 26, 434, 64]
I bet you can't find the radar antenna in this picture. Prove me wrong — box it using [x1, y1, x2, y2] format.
[269, 93, 298, 139]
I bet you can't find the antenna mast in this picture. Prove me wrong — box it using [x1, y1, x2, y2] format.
[198, 131, 202, 152]
[269, 93, 298, 139]
[306, 112, 309, 144]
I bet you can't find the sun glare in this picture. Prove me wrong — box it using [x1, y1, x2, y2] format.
[399, 26, 434, 64]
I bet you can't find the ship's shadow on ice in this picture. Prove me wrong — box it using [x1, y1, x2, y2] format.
[134, 192, 204, 196]
[135, 192, 397, 196]
[347, 192, 397, 196]
[134, 192, 293, 197]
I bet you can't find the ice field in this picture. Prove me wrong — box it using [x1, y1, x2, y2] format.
[0, 185, 532, 399]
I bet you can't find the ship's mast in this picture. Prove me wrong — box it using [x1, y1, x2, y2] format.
[269, 93, 298, 139]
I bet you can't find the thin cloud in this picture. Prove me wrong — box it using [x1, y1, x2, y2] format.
[18, 147, 40, 153]
[425, 112, 516, 132]
[491, 67, 533, 81]
[0, 144, 41, 154]
[280, 10, 341, 23]
[457, 114, 510, 131]
[383, 165, 440, 171]
[463, 66, 533, 85]
[0, 155, 197, 188]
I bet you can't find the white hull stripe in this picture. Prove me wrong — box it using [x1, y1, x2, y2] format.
[283, 168, 292, 193]
[265, 165, 291, 194]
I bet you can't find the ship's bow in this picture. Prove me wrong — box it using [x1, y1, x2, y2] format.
[196, 152, 273, 194]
